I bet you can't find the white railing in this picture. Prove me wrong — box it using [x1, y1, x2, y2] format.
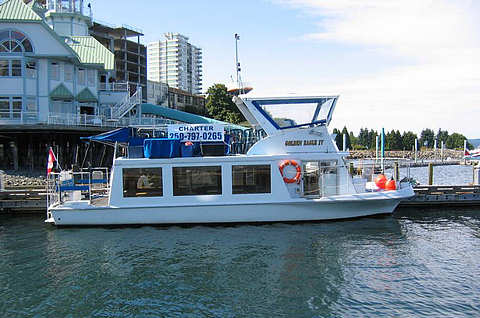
[98, 82, 131, 92]
[111, 86, 142, 119]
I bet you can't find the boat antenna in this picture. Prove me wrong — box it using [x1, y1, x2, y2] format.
[234, 33, 243, 94]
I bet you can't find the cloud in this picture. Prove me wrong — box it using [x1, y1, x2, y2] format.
[270, 0, 480, 137]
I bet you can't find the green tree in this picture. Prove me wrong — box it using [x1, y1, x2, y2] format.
[445, 133, 473, 149]
[436, 129, 449, 146]
[419, 128, 435, 148]
[205, 84, 245, 124]
[341, 126, 351, 150]
[402, 131, 417, 150]
[332, 128, 342, 150]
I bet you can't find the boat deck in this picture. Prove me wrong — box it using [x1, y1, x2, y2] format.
[91, 196, 109, 207]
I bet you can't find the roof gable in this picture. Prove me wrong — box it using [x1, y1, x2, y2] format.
[50, 83, 73, 100]
[0, 0, 42, 21]
[67, 36, 114, 70]
[76, 87, 97, 102]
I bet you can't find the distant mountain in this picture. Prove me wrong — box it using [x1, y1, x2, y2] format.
[468, 139, 480, 148]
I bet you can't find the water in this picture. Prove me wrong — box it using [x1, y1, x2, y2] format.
[1, 210, 479, 317]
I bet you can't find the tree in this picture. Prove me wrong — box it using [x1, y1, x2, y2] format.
[436, 129, 449, 146]
[205, 84, 245, 124]
[332, 128, 342, 150]
[340, 126, 351, 150]
[419, 128, 435, 148]
[445, 133, 473, 149]
[402, 131, 417, 150]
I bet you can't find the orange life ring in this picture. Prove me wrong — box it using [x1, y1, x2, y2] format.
[279, 160, 301, 184]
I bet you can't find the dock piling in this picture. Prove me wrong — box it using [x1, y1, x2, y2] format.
[428, 163, 434, 185]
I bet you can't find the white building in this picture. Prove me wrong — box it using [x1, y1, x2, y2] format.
[147, 33, 202, 94]
[0, 0, 146, 127]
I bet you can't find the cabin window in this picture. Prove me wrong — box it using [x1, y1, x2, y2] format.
[173, 166, 222, 196]
[232, 165, 271, 194]
[122, 168, 163, 197]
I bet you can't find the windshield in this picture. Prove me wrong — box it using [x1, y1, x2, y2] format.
[252, 97, 336, 129]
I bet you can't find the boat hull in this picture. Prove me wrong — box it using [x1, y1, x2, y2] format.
[47, 188, 413, 226]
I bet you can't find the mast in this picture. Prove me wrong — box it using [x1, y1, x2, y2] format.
[234, 33, 242, 93]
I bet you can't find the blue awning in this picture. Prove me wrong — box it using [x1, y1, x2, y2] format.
[80, 127, 132, 144]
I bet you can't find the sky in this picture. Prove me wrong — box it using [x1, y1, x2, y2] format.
[90, 0, 480, 138]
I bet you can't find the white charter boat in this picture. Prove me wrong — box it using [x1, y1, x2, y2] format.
[45, 96, 414, 226]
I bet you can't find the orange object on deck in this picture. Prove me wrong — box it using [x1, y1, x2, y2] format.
[385, 179, 397, 191]
[374, 174, 387, 189]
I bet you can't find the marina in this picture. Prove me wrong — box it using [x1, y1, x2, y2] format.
[0, 0, 479, 317]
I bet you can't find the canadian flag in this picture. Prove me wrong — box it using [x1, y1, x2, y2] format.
[47, 147, 57, 175]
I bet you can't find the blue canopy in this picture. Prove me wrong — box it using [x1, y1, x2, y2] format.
[80, 127, 132, 144]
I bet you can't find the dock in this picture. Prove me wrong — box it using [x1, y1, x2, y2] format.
[399, 185, 480, 207]
[0, 188, 47, 213]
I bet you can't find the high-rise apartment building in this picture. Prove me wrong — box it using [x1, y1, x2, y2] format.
[147, 33, 202, 94]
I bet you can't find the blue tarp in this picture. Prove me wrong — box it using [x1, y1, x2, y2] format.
[144, 138, 181, 159]
[80, 127, 132, 144]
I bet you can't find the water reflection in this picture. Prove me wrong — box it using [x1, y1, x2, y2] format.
[1, 213, 479, 317]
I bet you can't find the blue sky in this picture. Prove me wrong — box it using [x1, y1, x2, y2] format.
[91, 0, 480, 138]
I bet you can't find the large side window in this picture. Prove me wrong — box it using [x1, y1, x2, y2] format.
[123, 168, 163, 197]
[232, 165, 271, 194]
[173, 166, 222, 196]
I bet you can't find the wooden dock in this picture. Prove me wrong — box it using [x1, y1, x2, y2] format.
[0, 188, 47, 213]
[399, 185, 480, 207]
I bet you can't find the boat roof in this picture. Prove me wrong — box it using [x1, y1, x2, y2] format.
[236, 96, 339, 136]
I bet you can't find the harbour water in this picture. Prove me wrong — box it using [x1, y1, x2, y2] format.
[1, 164, 479, 317]
[1, 209, 479, 317]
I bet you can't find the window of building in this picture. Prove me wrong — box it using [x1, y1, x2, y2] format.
[50, 62, 60, 80]
[12, 97, 21, 119]
[87, 69, 95, 87]
[173, 166, 222, 196]
[77, 68, 85, 85]
[0, 97, 9, 118]
[11, 60, 21, 76]
[0, 96, 23, 119]
[26, 97, 36, 112]
[232, 165, 271, 194]
[0, 59, 22, 77]
[26, 61, 36, 79]
[0, 60, 8, 76]
[0, 30, 33, 53]
[64, 64, 73, 82]
[50, 99, 74, 114]
[123, 168, 163, 197]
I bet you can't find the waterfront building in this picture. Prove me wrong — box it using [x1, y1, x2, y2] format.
[167, 86, 205, 114]
[0, 0, 119, 124]
[89, 21, 147, 101]
[146, 80, 168, 106]
[147, 33, 202, 94]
